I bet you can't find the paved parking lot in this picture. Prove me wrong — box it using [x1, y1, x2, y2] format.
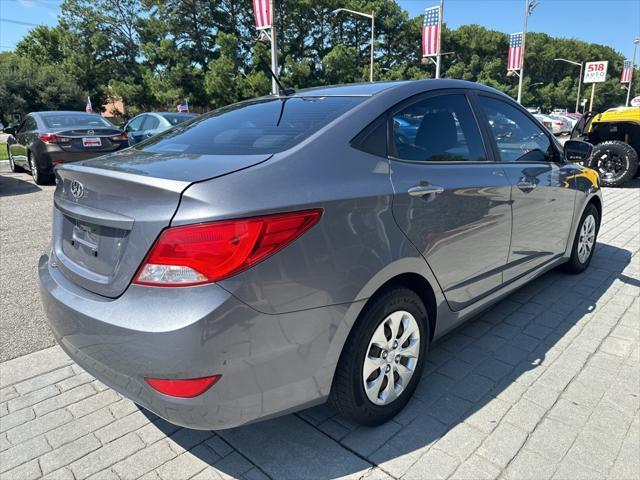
[0, 167, 639, 480]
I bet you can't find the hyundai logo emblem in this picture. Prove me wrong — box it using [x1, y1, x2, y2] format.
[87, 129, 94, 136]
[70, 180, 84, 199]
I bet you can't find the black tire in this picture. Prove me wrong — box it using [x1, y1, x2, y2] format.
[588, 141, 639, 187]
[328, 287, 429, 426]
[8, 148, 25, 173]
[28, 152, 53, 185]
[562, 203, 600, 274]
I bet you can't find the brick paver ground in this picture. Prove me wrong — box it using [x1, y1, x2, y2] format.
[0, 178, 638, 480]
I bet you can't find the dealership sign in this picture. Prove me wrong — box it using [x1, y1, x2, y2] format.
[583, 61, 608, 83]
[631, 96, 640, 107]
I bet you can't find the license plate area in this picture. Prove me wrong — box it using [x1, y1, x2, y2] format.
[60, 215, 130, 277]
[82, 137, 102, 147]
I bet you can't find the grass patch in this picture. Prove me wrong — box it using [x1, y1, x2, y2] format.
[0, 143, 8, 161]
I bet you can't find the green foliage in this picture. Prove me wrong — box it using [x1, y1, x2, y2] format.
[2, 0, 639, 119]
[0, 52, 83, 124]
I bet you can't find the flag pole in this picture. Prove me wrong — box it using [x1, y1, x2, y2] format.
[269, 0, 280, 95]
[626, 38, 639, 107]
[516, 0, 529, 104]
[435, 0, 444, 79]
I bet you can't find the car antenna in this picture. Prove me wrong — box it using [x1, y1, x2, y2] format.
[259, 59, 295, 96]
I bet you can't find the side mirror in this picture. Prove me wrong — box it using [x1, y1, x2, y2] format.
[564, 140, 592, 163]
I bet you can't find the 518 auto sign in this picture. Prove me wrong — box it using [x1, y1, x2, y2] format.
[584, 61, 608, 83]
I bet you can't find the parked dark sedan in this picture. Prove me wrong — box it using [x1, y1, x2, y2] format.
[4, 111, 129, 184]
[124, 112, 198, 145]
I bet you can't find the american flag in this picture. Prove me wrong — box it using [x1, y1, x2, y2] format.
[85, 96, 92, 113]
[507, 32, 523, 71]
[422, 6, 440, 57]
[177, 100, 189, 113]
[621, 60, 633, 83]
[253, 0, 271, 30]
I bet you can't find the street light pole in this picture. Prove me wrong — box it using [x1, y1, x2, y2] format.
[332, 8, 375, 82]
[554, 58, 583, 113]
[626, 37, 640, 107]
[269, 0, 279, 95]
[517, 0, 538, 104]
[435, 0, 444, 79]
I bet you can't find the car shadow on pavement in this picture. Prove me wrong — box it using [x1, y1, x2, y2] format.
[140, 242, 635, 480]
[0, 173, 41, 196]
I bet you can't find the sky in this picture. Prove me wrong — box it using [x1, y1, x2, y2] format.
[0, 0, 639, 58]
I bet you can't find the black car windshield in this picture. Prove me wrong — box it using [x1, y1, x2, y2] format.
[42, 114, 113, 129]
[137, 96, 365, 155]
[160, 113, 198, 125]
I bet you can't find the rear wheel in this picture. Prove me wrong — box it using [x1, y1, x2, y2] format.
[328, 287, 428, 426]
[562, 203, 600, 274]
[28, 152, 53, 185]
[588, 141, 639, 187]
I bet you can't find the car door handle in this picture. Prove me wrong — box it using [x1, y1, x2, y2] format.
[408, 185, 445, 197]
[516, 180, 537, 190]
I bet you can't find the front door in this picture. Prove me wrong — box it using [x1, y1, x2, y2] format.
[475, 94, 577, 282]
[389, 92, 512, 311]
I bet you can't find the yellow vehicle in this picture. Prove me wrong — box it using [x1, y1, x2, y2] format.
[571, 107, 640, 187]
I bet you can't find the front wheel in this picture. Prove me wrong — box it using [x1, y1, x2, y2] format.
[588, 141, 639, 187]
[562, 203, 600, 274]
[8, 147, 25, 173]
[328, 287, 428, 426]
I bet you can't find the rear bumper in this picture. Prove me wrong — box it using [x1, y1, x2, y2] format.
[39, 144, 127, 173]
[38, 254, 360, 430]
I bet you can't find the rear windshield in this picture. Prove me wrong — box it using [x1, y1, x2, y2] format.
[137, 96, 365, 155]
[42, 114, 113, 129]
[160, 113, 198, 125]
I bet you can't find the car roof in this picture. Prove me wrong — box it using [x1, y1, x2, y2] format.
[290, 79, 503, 98]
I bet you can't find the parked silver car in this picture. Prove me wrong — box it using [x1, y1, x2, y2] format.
[124, 112, 198, 145]
[39, 80, 601, 430]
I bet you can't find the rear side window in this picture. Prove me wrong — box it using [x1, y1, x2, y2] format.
[477, 95, 553, 162]
[391, 94, 487, 162]
[138, 97, 364, 155]
[143, 116, 161, 130]
[160, 113, 197, 125]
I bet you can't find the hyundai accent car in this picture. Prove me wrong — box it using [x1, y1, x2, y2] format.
[4, 111, 128, 184]
[39, 80, 601, 430]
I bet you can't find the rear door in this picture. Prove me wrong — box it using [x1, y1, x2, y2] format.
[389, 91, 513, 311]
[474, 94, 576, 282]
[10, 116, 36, 166]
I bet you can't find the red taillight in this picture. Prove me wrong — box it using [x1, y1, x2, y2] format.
[110, 132, 128, 142]
[133, 209, 323, 287]
[145, 375, 221, 398]
[39, 134, 71, 144]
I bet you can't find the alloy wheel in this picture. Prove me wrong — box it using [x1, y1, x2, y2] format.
[29, 154, 38, 183]
[362, 310, 421, 406]
[577, 214, 596, 264]
[595, 150, 626, 182]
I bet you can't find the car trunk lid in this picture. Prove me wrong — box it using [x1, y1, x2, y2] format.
[52, 150, 271, 297]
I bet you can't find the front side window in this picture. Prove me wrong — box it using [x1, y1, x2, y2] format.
[478, 95, 553, 162]
[137, 96, 364, 155]
[126, 116, 145, 132]
[391, 94, 487, 162]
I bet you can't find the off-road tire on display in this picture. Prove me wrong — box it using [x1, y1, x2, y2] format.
[588, 141, 639, 187]
[328, 287, 429, 426]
